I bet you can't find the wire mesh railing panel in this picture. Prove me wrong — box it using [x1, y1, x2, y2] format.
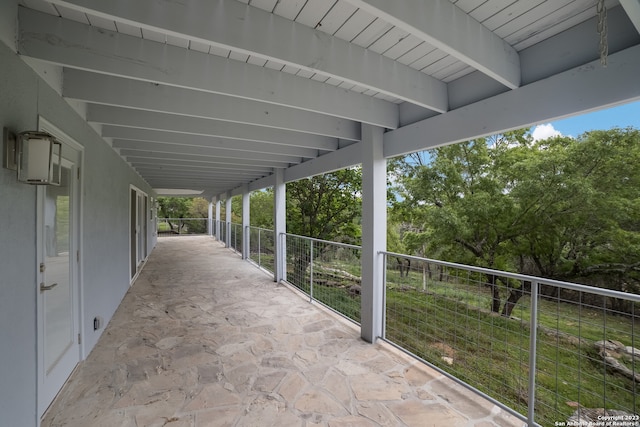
[383, 255, 530, 418]
[218, 220, 226, 243]
[157, 218, 208, 236]
[285, 234, 311, 295]
[284, 233, 362, 324]
[230, 223, 243, 254]
[382, 252, 640, 426]
[533, 289, 640, 426]
[248, 227, 275, 273]
[310, 239, 362, 323]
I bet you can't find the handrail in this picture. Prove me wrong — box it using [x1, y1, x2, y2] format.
[282, 232, 361, 250]
[241, 230, 639, 425]
[382, 250, 640, 302]
[248, 225, 274, 233]
[158, 217, 208, 220]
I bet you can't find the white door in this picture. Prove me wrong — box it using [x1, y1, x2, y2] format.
[37, 146, 81, 417]
[130, 188, 148, 281]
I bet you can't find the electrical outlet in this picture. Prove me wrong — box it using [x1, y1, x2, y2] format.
[93, 316, 103, 331]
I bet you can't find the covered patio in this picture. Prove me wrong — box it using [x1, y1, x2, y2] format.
[42, 236, 520, 427]
[2, 1, 640, 425]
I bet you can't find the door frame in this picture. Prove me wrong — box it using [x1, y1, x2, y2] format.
[129, 185, 149, 283]
[36, 117, 84, 418]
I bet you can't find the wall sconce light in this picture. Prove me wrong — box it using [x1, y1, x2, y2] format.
[3, 127, 61, 185]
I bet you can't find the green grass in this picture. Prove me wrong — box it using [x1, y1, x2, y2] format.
[287, 262, 640, 424]
[384, 285, 639, 425]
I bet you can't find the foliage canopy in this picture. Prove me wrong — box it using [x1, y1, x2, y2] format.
[389, 127, 640, 312]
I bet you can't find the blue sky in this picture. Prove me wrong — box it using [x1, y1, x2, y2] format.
[530, 100, 640, 140]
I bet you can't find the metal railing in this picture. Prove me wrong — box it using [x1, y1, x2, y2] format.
[157, 218, 208, 236]
[381, 251, 640, 427]
[215, 227, 640, 425]
[217, 220, 226, 242]
[229, 222, 242, 254]
[283, 233, 362, 323]
[248, 226, 275, 273]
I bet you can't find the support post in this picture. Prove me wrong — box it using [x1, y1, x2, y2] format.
[225, 191, 232, 248]
[527, 281, 540, 426]
[273, 169, 286, 282]
[242, 186, 250, 260]
[360, 123, 386, 344]
[207, 199, 213, 236]
[215, 197, 221, 240]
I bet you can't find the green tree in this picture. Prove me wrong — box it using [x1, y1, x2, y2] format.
[509, 129, 640, 307]
[391, 127, 640, 316]
[157, 197, 191, 219]
[187, 197, 209, 218]
[184, 197, 209, 233]
[286, 168, 363, 280]
[286, 168, 362, 243]
[157, 197, 191, 233]
[157, 197, 210, 234]
[250, 189, 274, 229]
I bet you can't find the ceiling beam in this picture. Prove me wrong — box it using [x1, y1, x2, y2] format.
[63, 69, 360, 141]
[384, 45, 640, 158]
[87, 105, 338, 151]
[620, 0, 640, 34]
[119, 150, 293, 169]
[130, 161, 273, 175]
[284, 141, 363, 184]
[137, 173, 267, 182]
[113, 140, 302, 164]
[46, 0, 448, 112]
[137, 170, 264, 180]
[127, 158, 273, 174]
[345, 0, 520, 89]
[18, 7, 398, 129]
[137, 173, 267, 183]
[144, 174, 250, 183]
[147, 178, 245, 186]
[105, 127, 320, 158]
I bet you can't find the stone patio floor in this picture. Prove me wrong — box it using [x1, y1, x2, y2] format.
[42, 236, 523, 427]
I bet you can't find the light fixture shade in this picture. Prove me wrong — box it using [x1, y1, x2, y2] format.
[17, 131, 61, 185]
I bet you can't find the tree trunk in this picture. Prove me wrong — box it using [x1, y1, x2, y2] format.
[486, 274, 501, 313]
[501, 281, 532, 317]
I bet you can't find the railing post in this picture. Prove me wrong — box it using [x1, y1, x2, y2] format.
[208, 201, 213, 236]
[309, 240, 314, 302]
[381, 252, 387, 340]
[215, 198, 221, 240]
[257, 229, 261, 267]
[279, 233, 286, 282]
[527, 281, 540, 427]
[279, 233, 282, 279]
[243, 225, 249, 259]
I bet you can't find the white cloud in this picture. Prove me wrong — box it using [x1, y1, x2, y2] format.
[531, 123, 562, 141]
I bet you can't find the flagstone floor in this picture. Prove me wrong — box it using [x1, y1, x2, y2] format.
[42, 236, 523, 427]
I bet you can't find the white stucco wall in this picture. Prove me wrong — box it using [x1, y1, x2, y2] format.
[0, 26, 156, 426]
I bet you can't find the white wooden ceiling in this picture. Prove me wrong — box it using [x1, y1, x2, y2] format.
[15, 0, 640, 198]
